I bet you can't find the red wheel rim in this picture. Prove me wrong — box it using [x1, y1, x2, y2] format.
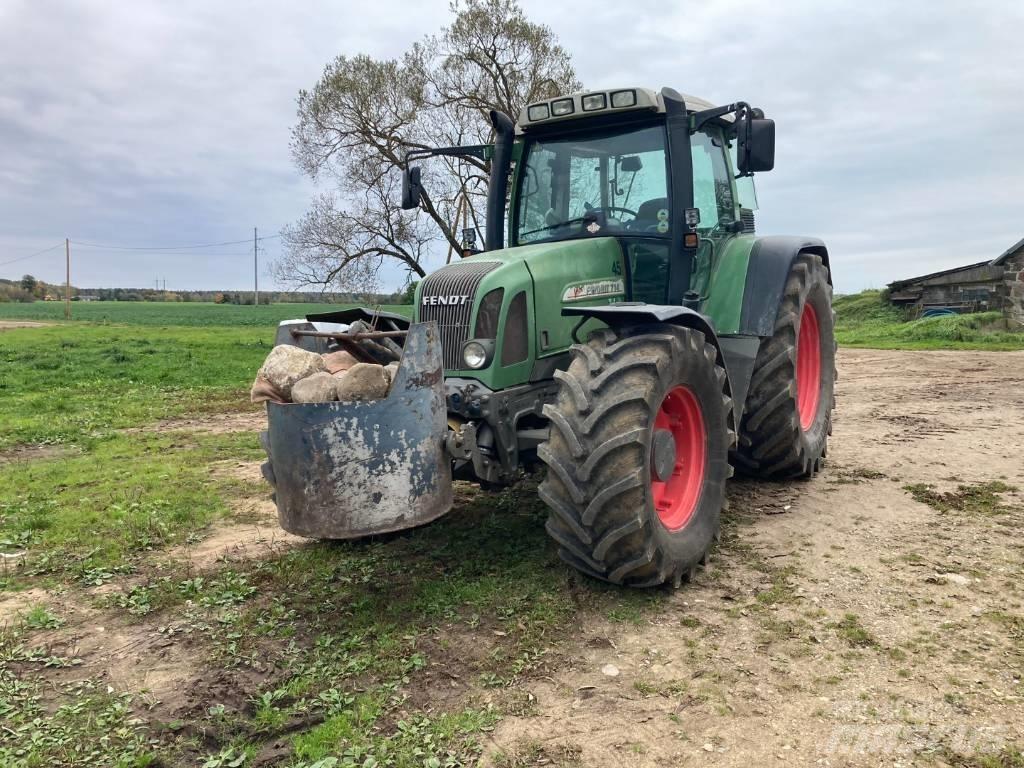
[652, 386, 706, 531]
[796, 302, 821, 431]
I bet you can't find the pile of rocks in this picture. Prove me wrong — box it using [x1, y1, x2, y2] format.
[251, 345, 399, 404]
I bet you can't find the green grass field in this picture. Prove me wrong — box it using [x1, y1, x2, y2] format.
[0, 300, 412, 326]
[0, 324, 272, 449]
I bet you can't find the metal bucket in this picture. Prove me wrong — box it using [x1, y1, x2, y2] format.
[262, 322, 453, 539]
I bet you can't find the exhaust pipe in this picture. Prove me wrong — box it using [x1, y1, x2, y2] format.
[485, 110, 515, 252]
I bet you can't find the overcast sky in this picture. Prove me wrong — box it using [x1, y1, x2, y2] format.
[1, 0, 1021, 293]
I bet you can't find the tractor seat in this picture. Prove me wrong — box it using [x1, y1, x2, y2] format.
[629, 197, 670, 231]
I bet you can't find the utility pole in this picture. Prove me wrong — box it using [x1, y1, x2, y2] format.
[65, 238, 71, 320]
[253, 227, 259, 306]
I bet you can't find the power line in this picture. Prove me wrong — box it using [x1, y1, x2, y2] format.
[0, 242, 65, 268]
[80, 251, 255, 257]
[72, 234, 281, 251]
[73, 238, 251, 250]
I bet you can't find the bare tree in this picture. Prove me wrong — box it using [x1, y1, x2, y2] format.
[277, 0, 580, 292]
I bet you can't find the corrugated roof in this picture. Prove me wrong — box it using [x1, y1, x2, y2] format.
[888, 260, 992, 290]
[991, 236, 1024, 266]
[889, 236, 1023, 289]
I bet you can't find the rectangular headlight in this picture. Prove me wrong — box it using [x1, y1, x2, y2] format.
[527, 103, 549, 121]
[551, 98, 575, 116]
[610, 89, 637, 108]
[581, 93, 606, 112]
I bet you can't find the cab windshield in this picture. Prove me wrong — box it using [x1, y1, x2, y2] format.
[514, 123, 670, 246]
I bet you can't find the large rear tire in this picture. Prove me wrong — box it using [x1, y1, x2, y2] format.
[733, 252, 836, 479]
[538, 325, 733, 587]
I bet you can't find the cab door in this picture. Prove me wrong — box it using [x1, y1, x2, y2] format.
[689, 124, 739, 298]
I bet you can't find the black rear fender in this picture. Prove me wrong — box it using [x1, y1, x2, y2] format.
[740, 236, 831, 337]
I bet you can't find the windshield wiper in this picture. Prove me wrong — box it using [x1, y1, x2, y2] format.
[519, 215, 594, 238]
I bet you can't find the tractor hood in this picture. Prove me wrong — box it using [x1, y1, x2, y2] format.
[415, 237, 627, 390]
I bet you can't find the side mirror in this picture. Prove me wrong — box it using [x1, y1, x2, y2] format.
[619, 155, 643, 173]
[401, 166, 422, 210]
[737, 117, 775, 174]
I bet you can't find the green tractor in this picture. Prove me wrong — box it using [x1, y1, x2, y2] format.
[262, 87, 836, 587]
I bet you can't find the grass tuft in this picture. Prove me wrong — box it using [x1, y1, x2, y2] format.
[904, 481, 1020, 516]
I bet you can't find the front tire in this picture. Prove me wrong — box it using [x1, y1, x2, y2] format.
[733, 252, 836, 479]
[538, 325, 733, 587]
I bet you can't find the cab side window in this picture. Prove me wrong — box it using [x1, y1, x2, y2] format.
[690, 128, 735, 230]
[728, 142, 759, 210]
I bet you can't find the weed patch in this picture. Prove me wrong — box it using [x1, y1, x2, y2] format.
[831, 613, 878, 648]
[904, 481, 1020, 516]
[493, 739, 583, 767]
[0, 671, 156, 767]
[828, 466, 888, 485]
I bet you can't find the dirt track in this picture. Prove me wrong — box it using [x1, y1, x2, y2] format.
[0, 320, 51, 330]
[489, 348, 1024, 765]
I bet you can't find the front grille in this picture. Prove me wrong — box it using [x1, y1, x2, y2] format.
[419, 260, 500, 369]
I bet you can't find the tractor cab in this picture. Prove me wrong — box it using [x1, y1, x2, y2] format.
[508, 88, 772, 307]
[404, 87, 773, 304]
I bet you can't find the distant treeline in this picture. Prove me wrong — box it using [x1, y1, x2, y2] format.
[0, 276, 416, 305]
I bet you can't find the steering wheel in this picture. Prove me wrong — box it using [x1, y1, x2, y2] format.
[589, 205, 638, 220]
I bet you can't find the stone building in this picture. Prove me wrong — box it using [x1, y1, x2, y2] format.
[888, 237, 1024, 325]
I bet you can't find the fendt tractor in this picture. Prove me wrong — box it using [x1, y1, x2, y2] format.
[261, 87, 836, 587]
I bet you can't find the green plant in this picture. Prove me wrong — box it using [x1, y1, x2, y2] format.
[20, 604, 63, 630]
[202, 746, 249, 767]
[831, 613, 877, 647]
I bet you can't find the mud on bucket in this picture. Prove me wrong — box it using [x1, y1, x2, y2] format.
[261, 322, 453, 539]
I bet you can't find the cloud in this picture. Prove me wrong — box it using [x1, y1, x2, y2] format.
[526, 0, 1024, 291]
[0, 0, 1021, 292]
[0, 0, 449, 289]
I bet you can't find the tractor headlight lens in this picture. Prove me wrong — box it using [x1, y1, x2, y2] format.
[527, 103, 549, 121]
[581, 93, 606, 112]
[610, 89, 637, 108]
[462, 340, 490, 369]
[550, 98, 575, 116]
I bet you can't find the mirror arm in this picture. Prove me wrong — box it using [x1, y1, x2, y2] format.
[691, 101, 750, 133]
[405, 144, 492, 166]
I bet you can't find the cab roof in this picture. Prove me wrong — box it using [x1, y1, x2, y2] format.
[515, 87, 730, 133]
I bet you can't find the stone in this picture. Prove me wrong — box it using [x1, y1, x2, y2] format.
[335, 363, 390, 401]
[600, 663, 620, 677]
[322, 350, 359, 374]
[259, 345, 327, 399]
[941, 572, 971, 586]
[383, 362, 400, 387]
[291, 372, 338, 403]
[250, 374, 286, 404]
